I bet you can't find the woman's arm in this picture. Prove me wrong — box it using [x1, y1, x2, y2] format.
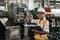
[44, 20, 49, 33]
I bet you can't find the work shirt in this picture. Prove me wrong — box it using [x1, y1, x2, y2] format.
[43, 20, 49, 33]
[31, 19, 49, 33]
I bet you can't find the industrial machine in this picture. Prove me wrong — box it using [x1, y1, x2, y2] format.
[7, 3, 28, 24]
[0, 10, 7, 17]
[0, 3, 28, 40]
[0, 0, 60, 40]
[46, 14, 60, 40]
[6, 26, 21, 40]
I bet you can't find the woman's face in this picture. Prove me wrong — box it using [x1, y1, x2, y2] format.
[37, 12, 44, 19]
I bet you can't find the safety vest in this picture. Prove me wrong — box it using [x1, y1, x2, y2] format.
[34, 19, 48, 40]
[36, 19, 47, 29]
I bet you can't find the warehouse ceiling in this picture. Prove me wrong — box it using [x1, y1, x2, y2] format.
[34, 0, 42, 2]
[49, 0, 60, 9]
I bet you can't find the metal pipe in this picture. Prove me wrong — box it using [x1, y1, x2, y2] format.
[16, 0, 17, 4]
[42, 0, 44, 8]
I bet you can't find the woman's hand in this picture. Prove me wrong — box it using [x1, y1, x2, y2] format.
[40, 34, 48, 38]
[26, 13, 32, 20]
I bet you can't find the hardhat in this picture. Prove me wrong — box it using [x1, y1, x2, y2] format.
[37, 6, 45, 13]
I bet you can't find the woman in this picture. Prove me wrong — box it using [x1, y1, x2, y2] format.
[33, 7, 49, 40]
[26, 7, 49, 40]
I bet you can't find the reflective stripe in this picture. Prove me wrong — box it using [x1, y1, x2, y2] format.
[39, 19, 47, 29]
[35, 19, 48, 40]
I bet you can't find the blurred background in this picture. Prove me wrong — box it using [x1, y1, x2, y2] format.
[0, 0, 60, 40]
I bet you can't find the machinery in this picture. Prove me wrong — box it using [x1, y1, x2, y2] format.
[0, 3, 28, 40]
[7, 3, 28, 24]
[0, 0, 60, 40]
[46, 14, 60, 40]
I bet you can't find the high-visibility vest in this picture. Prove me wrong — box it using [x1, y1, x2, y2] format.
[36, 19, 47, 29]
[40, 19, 47, 29]
[34, 19, 48, 40]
